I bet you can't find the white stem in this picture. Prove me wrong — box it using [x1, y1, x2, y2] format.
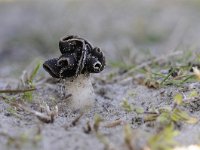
[62, 74, 95, 111]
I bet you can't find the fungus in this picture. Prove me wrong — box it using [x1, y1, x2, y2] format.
[43, 35, 105, 111]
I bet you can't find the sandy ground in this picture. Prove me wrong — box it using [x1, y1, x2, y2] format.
[0, 0, 200, 150]
[0, 71, 200, 150]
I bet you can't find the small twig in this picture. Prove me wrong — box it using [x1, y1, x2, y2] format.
[63, 112, 84, 130]
[70, 112, 84, 127]
[144, 114, 159, 122]
[83, 121, 92, 134]
[12, 102, 57, 123]
[64, 93, 72, 99]
[104, 119, 123, 128]
[0, 88, 36, 94]
[144, 111, 159, 115]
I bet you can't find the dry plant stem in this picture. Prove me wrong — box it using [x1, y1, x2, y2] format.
[13, 103, 57, 123]
[64, 112, 84, 129]
[124, 124, 134, 150]
[92, 114, 115, 149]
[71, 112, 84, 126]
[0, 88, 36, 94]
[144, 114, 159, 122]
[64, 93, 72, 99]
[104, 120, 123, 128]
[118, 51, 183, 80]
[0, 132, 11, 138]
[144, 111, 159, 115]
[96, 134, 116, 150]
[83, 121, 92, 134]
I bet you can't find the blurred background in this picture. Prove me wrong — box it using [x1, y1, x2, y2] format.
[0, 0, 200, 77]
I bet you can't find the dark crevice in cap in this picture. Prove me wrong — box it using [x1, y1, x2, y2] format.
[57, 53, 77, 70]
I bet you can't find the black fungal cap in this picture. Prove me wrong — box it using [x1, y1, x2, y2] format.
[43, 35, 106, 78]
[43, 58, 61, 78]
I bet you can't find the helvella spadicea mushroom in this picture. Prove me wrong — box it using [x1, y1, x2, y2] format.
[43, 35, 105, 111]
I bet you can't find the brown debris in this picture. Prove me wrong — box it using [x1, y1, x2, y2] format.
[144, 79, 160, 89]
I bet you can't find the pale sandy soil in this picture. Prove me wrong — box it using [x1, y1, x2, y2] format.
[0, 0, 200, 150]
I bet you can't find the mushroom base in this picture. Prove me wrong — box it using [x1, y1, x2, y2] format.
[62, 74, 95, 111]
